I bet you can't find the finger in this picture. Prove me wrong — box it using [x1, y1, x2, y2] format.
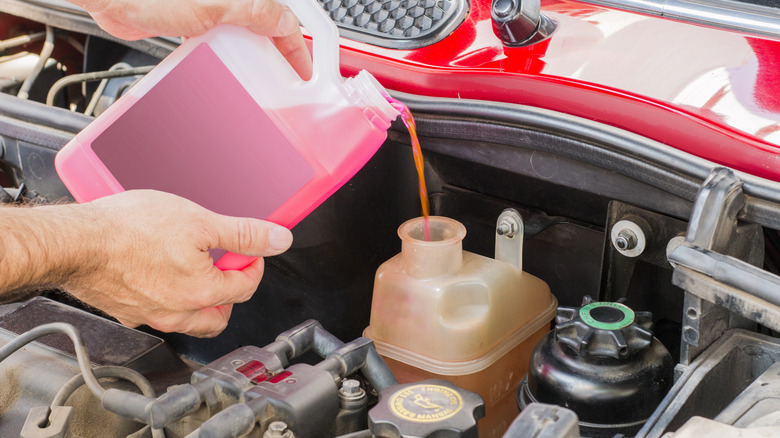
[208, 214, 293, 257]
[273, 32, 313, 80]
[223, 0, 299, 37]
[206, 257, 266, 307]
[177, 305, 233, 338]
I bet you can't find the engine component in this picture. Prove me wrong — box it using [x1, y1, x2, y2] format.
[182, 319, 397, 438]
[0, 312, 398, 438]
[663, 362, 780, 438]
[668, 168, 764, 366]
[660, 416, 780, 438]
[333, 379, 368, 436]
[368, 379, 485, 438]
[519, 297, 674, 438]
[639, 329, 780, 438]
[504, 403, 579, 438]
[714, 361, 780, 428]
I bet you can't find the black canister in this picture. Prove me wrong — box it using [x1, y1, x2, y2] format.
[518, 297, 674, 438]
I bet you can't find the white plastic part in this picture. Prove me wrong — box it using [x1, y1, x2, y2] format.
[344, 71, 400, 130]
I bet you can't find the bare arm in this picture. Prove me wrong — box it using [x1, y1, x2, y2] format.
[0, 190, 293, 337]
[69, 0, 312, 79]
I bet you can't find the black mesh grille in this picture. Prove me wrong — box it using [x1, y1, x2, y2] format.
[317, 0, 468, 49]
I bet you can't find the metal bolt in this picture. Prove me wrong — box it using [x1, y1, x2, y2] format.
[341, 379, 361, 395]
[339, 379, 366, 401]
[615, 229, 637, 251]
[497, 218, 518, 237]
[264, 421, 292, 438]
[493, 0, 516, 18]
[610, 219, 647, 258]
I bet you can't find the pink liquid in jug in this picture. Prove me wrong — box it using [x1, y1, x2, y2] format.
[56, 39, 399, 270]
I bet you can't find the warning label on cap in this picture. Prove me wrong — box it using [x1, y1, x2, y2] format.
[389, 384, 464, 423]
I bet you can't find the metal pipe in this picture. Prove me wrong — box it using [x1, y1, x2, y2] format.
[0, 322, 106, 398]
[17, 25, 54, 100]
[50, 366, 166, 438]
[46, 65, 154, 106]
[84, 62, 133, 116]
[0, 31, 46, 52]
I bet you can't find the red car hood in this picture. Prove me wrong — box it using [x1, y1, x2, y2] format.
[332, 0, 780, 181]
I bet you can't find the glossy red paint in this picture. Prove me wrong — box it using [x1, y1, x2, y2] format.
[332, 0, 780, 181]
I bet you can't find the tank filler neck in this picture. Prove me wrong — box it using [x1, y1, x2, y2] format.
[399, 216, 466, 278]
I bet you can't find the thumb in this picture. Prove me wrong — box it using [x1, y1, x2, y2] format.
[209, 214, 293, 257]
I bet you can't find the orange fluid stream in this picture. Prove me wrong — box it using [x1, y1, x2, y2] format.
[389, 99, 430, 241]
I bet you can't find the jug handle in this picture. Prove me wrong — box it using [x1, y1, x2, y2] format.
[278, 0, 342, 85]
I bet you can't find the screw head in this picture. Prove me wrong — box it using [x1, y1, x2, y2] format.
[265, 421, 288, 438]
[497, 219, 518, 237]
[339, 379, 366, 401]
[493, 0, 516, 18]
[341, 379, 361, 395]
[610, 220, 646, 258]
[615, 229, 637, 251]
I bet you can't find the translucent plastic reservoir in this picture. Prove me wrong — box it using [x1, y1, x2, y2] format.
[365, 216, 557, 437]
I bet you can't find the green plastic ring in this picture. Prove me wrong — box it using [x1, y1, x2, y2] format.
[579, 302, 635, 330]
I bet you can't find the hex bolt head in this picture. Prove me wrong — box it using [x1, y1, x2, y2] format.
[264, 421, 290, 438]
[615, 229, 638, 251]
[341, 379, 361, 395]
[493, 0, 516, 18]
[497, 218, 519, 237]
[610, 219, 647, 258]
[339, 379, 366, 401]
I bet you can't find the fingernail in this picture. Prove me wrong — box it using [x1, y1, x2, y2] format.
[269, 226, 293, 252]
[277, 9, 300, 35]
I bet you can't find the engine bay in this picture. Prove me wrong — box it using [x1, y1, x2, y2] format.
[3, 3, 780, 438]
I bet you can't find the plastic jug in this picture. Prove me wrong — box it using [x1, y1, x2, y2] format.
[54, 0, 399, 270]
[364, 212, 557, 438]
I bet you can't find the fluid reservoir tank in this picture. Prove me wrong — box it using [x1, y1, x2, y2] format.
[364, 210, 557, 437]
[519, 297, 674, 438]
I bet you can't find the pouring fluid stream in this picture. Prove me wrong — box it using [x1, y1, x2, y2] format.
[389, 99, 431, 241]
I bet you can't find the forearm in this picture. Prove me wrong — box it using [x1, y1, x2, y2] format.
[0, 203, 98, 298]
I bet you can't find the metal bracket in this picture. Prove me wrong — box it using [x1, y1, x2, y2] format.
[495, 208, 524, 271]
[20, 406, 74, 438]
[600, 202, 688, 304]
[669, 168, 765, 365]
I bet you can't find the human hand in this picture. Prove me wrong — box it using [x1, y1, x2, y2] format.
[61, 190, 293, 337]
[71, 0, 312, 79]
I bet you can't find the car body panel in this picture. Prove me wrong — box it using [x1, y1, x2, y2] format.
[330, 0, 780, 180]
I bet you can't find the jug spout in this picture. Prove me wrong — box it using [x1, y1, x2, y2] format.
[399, 216, 466, 278]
